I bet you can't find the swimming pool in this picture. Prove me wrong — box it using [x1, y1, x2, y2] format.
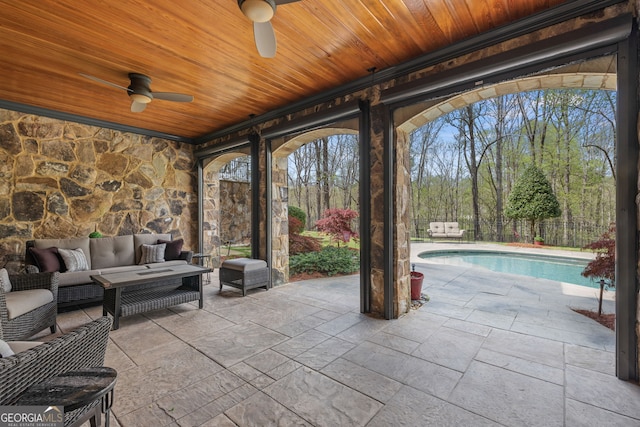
[418, 250, 600, 289]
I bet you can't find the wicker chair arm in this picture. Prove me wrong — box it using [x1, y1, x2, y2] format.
[0, 316, 112, 405]
[9, 272, 59, 295]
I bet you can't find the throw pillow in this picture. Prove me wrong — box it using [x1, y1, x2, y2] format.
[58, 248, 89, 272]
[0, 339, 14, 358]
[29, 246, 61, 273]
[0, 268, 11, 293]
[158, 238, 183, 260]
[139, 243, 166, 264]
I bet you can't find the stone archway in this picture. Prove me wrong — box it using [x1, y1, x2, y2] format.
[202, 151, 250, 267]
[396, 62, 616, 135]
[270, 127, 359, 285]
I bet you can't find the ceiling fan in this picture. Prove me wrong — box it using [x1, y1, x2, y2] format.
[80, 73, 194, 112]
[238, 0, 301, 58]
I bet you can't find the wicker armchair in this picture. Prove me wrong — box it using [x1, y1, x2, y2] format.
[0, 271, 59, 341]
[0, 316, 112, 425]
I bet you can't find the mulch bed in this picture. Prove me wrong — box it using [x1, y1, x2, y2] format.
[572, 308, 615, 330]
[506, 242, 547, 248]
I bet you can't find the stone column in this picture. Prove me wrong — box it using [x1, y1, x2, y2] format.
[202, 166, 221, 266]
[271, 156, 289, 285]
[368, 102, 412, 318]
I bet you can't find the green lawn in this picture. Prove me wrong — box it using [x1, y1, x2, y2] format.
[302, 231, 360, 250]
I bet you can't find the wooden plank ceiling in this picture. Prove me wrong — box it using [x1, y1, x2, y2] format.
[0, 0, 568, 142]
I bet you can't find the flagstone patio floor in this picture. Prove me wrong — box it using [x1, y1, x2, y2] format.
[48, 243, 639, 426]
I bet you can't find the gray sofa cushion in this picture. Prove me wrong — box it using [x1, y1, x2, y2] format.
[34, 237, 91, 270]
[90, 235, 135, 269]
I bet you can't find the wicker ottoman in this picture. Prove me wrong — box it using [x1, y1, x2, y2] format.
[219, 258, 270, 296]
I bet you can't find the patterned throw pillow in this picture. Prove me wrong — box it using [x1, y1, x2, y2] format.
[157, 238, 183, 260]
[139, 243, 166, 264]
[0, 268, 11, 293]
[58, 248, 89, 272]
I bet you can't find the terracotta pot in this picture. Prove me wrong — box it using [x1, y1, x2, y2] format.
[534, 240, 543, 246]
[410, 271, 424, 300]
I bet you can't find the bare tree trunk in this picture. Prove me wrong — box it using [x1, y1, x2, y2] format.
[321, 137, 330, 211]
[460, 105, 482, 241]
[313, 140, 322, 221]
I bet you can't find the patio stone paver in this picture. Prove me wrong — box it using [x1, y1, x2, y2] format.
[448, 360, 565, 426]
[263, 367, 382, 426]
[565, 364, 640, 419]
[51, 242, 638, 427]
[192, 322, 288, 367]
[565, 398, 640, 426]
[411, 326, 485, 372]
[320, 358, 403, 403]
[366, 385, 500, 427]
[293, 336, 355, 370]
[224, 392, 312, 426]
[564, 343, 616, 375]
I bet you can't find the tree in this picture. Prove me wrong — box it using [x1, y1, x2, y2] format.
[316, 208, 359, 245]
[504, 164, 561, 242]
[581, 223, 615, 315]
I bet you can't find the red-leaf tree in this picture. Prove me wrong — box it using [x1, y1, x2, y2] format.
[581, 223, 615, 315]
[316, 208, 359, 246]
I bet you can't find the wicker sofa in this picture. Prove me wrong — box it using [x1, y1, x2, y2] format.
[26, 234, 193, 308]
[0, 316, 112, 426]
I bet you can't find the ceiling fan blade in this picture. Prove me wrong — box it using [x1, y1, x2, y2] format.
[153, 92, 194, 102]
[131, 101, 147, 113]
[274, 0, 301, 4]
[254, 21, 276, 58]
[80, 73, 130, 92]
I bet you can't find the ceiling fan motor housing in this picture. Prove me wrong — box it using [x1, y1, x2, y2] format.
[238, 0, 276, 23]
[128, 73, 153, 103]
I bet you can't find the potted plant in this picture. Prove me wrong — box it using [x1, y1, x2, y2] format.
[410, 264, 424, 300]
[534, 236, 544, 246]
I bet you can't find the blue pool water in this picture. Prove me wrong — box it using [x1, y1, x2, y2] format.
[418, 250, 601, 289]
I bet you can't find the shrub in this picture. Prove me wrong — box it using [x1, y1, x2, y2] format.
[288, 206, 306, 230]
[290, 246, 359, 276]
[289, 216, 321, 255]
[289, 216, 305, 235]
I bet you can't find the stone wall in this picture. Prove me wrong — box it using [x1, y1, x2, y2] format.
[219, 180, 251, 245]
[0, 108, 197, 262]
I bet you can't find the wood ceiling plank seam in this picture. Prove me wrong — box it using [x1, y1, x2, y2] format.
[441, 0, 481, 37]
[39, 1, 232, 90]
[294, 1, 397, 64]
[366, 0, 432, 55]
[344, 0, 421, 63]
[466, 0, 499, 33]
[486, 0, 511, 25]
[395, 0, 449, 50]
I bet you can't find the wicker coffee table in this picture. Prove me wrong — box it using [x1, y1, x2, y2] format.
[91, 264, 210, 329]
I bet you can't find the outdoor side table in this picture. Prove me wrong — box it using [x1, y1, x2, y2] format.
[16, 366, 117, 427]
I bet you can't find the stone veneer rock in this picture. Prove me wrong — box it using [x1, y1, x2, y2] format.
[0, 109, 197, 261]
